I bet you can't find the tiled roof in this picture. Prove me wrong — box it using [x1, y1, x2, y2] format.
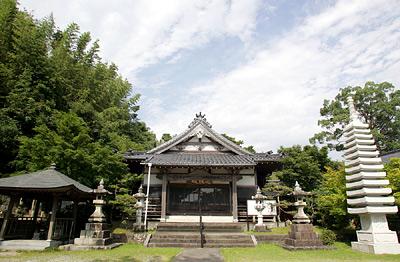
[0, 166, 93, 193]
[381, 150, 400, 163]
[144, 153, 255, 167]
[252, 152, 282, 162]
[124, 151, 282, 166]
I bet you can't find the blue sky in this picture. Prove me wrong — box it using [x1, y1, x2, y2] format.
[20, 0, 400, 155]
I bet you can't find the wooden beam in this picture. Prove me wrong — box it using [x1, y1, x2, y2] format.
[0, 195, 17, 240]
[232, 175, 238, 222]
[161, 171, 168, 222]
[47, 196, 58, 241]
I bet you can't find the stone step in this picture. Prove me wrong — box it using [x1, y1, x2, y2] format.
[153, 233, 249, 240]
[151, 238, 252, 244]
[156, 222, 243, 232]
[148, 242, 254, 248]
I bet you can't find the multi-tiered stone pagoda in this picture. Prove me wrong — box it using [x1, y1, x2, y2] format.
[344, 97, 400, 254]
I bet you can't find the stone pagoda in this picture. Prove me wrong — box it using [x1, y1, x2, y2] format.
[344, 96, 400, 254]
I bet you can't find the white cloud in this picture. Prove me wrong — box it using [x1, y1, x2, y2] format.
[20, 0, 400, 155]
[146, 0, 400, 153]
[20, 0, 262, 76]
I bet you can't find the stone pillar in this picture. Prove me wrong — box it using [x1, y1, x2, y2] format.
[0, 195, 17, 240]
[161, 173, 167, 222]
[232, 175, 238, 222]
[47, 196, 58, 241]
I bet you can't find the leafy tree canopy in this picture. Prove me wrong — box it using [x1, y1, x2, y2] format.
[310, 81, 400, 152]
[385, 158, 400, 206]
[274, 145, 334, 191]
[160, 133, 173, 143]
[314, 165, 351, 230]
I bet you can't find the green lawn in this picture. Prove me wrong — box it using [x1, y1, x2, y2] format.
[221, 242, 400, 262]
[0, 243, 181, 262]
[2, 242, 400, 262]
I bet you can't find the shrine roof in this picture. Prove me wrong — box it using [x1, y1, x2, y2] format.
[124, 113, 283, 167]
[0, 164, 93, 197]
[147, 112, 252, 155]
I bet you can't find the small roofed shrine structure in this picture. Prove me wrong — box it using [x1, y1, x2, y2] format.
[344, 97, 400, 254]
[0, 164, 94, 250]
[125, 113, 282, 224]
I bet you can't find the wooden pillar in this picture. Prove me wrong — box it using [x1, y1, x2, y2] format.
[47, 196, 58, 241]
[0, 195, 17, 240]
[232, 174, 238, 222]
[70, 201, 78, 239]
[161, 173, 168, 222]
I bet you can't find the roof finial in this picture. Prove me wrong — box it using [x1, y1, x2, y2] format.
[49, 163, 56, 170]
[347, 96, 362, 124]
[188, 112, 212, 128]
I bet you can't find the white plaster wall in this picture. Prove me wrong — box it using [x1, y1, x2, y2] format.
[237, 175, 256, 186]
[239, 168, 254, 175]
[143, 174, 162, 185]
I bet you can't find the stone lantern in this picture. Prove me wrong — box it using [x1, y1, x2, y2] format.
[133, 184, 146, 230]
[292, 181, 311, 224]
[252, 187, 269, 232]
[282, 181, 324, 250]
[89, 179, 108, 223]
[71, 179, 121, 250]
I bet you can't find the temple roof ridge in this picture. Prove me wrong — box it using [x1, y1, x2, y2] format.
[147, 112, 253, 155]
[188, 112, 212, 128]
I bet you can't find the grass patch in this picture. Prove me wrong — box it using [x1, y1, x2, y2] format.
[0, 243, 181, 262]
[221, 242, 400, 262]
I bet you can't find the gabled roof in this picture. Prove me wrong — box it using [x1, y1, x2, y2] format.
[147, 113, 252, 155]
[0, 164, 93, 198]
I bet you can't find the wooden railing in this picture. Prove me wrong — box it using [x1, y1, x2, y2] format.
[146, 198, 161, 221]
[5, 217, 47, 239]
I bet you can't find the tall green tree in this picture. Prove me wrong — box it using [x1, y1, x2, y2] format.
[0, 1, 157, 189]
[274, 145, 333, 191]
[315, 165, 351, 230]
[310, 81, 400, 152]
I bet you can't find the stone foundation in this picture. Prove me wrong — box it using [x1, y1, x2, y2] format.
[65, 222, 121, 250]
[281, 224, 328, 250]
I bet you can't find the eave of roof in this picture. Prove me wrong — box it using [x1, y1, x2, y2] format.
[0, 167, 93, 197]
[143, 153, 255, 167]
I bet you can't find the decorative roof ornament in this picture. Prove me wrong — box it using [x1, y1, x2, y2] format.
[49, 163, 57, 170]
[188, 112, 212, 128]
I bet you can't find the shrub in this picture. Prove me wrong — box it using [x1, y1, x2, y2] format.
[320, 229, 336, 245]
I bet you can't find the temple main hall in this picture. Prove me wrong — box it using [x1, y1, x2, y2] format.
[125, 113, 282, 223]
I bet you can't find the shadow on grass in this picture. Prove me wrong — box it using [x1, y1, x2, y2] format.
[91, 255, 163, 262]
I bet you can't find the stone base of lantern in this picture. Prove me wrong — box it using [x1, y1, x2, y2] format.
[281, 224, 329, 250]
[60, 222, 122, 250]
[254, 224, 271, 232]
[351, 230, 400, 254]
